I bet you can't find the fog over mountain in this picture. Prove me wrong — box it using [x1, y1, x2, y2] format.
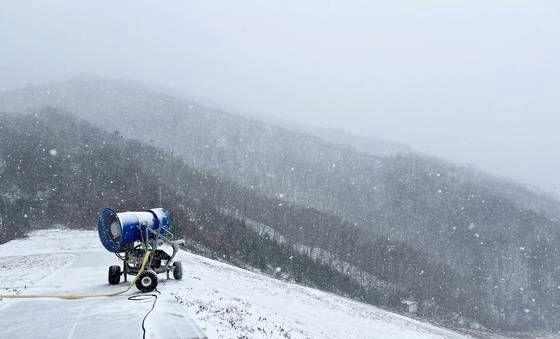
[1, 1, 559, 196]
[1, 2, 560, 336]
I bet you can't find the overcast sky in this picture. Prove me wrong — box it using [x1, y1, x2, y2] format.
[1, 1, 559, 195]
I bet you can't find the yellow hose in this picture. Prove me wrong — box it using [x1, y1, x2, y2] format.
[0, 251, 152, 300]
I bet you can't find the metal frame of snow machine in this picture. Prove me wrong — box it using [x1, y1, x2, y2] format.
[108, 224, 185, 292]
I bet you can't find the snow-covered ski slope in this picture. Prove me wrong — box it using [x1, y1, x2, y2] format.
[0, 230, 205, 339]
[0, 230, 472, 339]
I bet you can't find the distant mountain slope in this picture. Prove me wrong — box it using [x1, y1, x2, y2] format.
[237, 111, 414, 156]
[2, 78, 560, 331]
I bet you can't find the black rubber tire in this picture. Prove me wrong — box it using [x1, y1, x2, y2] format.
[136, 270, 158, 292]
[173, 261, 183, 280]
[108, 265, 121, 285]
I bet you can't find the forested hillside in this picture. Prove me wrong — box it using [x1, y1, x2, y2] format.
[0, 111, 467, 326]
[2, 78, 560, 331]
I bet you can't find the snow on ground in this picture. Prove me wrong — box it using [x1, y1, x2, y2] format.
[0, 229, 204, 339]
[169, 247, 471, 339]
[0, 229, 473, 339]
[0, 253, 74, 294]
[0, 229, 91, 296]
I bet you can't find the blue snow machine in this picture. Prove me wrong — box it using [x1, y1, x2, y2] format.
[97, 208, 185, 292]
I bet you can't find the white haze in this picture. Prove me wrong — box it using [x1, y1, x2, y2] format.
[1, 0, 559, 196]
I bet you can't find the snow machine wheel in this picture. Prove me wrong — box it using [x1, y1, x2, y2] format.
[136, 270, 158, 292]
[108, 265, 121, 285]
[173, 261, 183, 280]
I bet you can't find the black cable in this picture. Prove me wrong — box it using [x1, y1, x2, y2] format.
[128, 290, 160, 339]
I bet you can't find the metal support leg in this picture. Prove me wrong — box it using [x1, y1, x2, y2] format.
[123, 257, 128, 282]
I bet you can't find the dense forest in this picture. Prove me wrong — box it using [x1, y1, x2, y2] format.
[2, 78, 560, 332]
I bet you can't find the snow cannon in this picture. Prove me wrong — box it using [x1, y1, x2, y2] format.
[97, 207, 185, 292]
[98, 208, 171, 253]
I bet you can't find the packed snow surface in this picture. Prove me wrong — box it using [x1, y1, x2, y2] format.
[0, 229, 204, 339]
[0, 229, 473, 339]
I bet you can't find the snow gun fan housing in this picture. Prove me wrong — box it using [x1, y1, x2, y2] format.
[98, 208, 171, 253]
[97, 207, 184, 292]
